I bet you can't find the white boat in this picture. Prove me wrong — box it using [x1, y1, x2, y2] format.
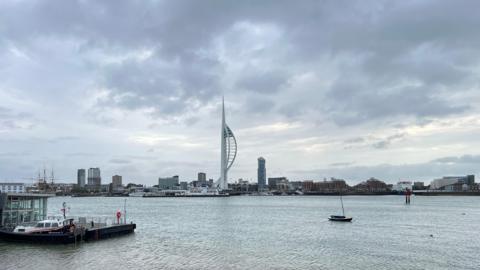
[14, 219, 65, 233]
[129, 191, 145, 197]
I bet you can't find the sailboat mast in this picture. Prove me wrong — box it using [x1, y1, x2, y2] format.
[124, 199, 127, 224]
[340, 194, 345, 216]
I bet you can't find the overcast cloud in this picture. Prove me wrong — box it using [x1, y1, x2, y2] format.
[1, 0, 480, 185]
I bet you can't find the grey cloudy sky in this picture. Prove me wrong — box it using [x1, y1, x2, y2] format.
[1, 0, 480, 186]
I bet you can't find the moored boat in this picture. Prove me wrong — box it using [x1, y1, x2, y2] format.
[0, 201, 136, 244]
[328, 215, 353, 222]
[329, 194, 353, 222]
[0, 219, 80, 244]
[13, 219, 66, 233]
[0, 229, 79, 244]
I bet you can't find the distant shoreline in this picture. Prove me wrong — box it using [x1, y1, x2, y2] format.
[60, 191, 480, 197]
[413, 191, 480, 196]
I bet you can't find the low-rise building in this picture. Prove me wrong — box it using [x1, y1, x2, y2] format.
[158, 175, 179, 190]
[0, 183, 25, 194]
[290, 181, 303, 191]
[179, 181, 188, 190]
[353, 178, 389, 193]
[313, 178, 347, 193]
[413, 182, 425, 190]
[392, 181, 413, 192]
[268, 177, 288, 190]
[112, 175, 123, 189]
[230, 179, 258, 193]
[302, 181, 314, 192]
[0, 193, 53, 228]
[430, 175, 475, 190]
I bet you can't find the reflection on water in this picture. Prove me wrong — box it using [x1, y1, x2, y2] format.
[1, 196, 480, 270]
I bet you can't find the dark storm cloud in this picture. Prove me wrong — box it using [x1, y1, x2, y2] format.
[236, 70, 288, 94]
[244, 95, 276, 114]
[325, 83, 468, 126]
[2, 0, 480, 183]
[98, 55, 221, 117]
[343, 133, 407, 150]
[2, 0, 479, 124]
[371, 133, 406, 149]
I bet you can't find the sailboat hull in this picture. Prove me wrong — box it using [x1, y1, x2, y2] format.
[328, 215, 352, 222]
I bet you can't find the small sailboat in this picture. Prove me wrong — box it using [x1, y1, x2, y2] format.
[329, 194, 352, 222]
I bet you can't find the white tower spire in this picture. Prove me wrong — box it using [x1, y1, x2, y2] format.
[218, 96, 237, 191]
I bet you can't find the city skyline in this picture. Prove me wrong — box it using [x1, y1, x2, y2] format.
[1, 1, 480, 185]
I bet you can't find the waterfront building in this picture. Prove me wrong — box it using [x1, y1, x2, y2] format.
[0, 183, 25, 194]
[230, 179, 258, 193]
[87, 168, 101, 186]
[268, 177, 289, 191]
[413, 182, 425, 190]
[198, 172, 206, 182]
[100, 184, 111, 193]
[77, 169, 86, 187]
[466, 175, 475, 185]
[276, 179, 291, 192]
[289, 181, 303, 191]
[429, 175, 475, 190]
[53, 183, 74, 195]
[197, 172, 207, 187]
[302, 180, 314, 192]
[353, 178, 389, 193]
[158, 175, 179, 190]
[217, 97, 237, 191]
[112, 175, 123, 188]
[180, 181, 188, 190]
[0, 192, 53, 228]
[392, 181, 413, 192]
[313, 178, 347, 193]
[257, 157, 266, 190]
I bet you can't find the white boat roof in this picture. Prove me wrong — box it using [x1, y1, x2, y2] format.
[37, 219, 63, 223]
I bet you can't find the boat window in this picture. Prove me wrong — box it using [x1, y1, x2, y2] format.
[35, 223, 44, 228]
[52, 223, 58, 227]
[44, 222, 51, 228]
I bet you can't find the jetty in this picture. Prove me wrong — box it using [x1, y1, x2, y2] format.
[0, 218, 136, 244]
[0, 194, 136, 245]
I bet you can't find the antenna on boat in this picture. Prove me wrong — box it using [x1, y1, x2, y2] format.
[50, 168, 55, 185]
[43, 166, 47, 184]
[123, 199, 127, 224]
[62, 202, 67, 219]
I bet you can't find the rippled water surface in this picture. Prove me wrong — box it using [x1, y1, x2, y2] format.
[1, 195, 479, 270]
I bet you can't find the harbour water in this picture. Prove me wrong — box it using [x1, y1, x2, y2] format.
[1, 195, 479, 270]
